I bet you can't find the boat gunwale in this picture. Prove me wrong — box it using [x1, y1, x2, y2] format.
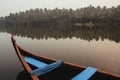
[11, 36, 39, 80]
[18, 44, 120, 78]
[11, 36, 120, 80]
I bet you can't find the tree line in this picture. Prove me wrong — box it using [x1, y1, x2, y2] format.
[0, 5, 120, 26]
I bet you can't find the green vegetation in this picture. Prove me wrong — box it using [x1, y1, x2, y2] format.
[0, 5, 120, 27]
[75, 22, 94, 28]
[85, 22, 94, 28]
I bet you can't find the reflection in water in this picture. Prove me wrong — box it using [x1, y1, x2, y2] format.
[0, 24, 120, 43]
[14, 36, 120, 76]
[0, 33, 23, 80]
[0, 24, 120, 78]
[17, 70, 32, 80]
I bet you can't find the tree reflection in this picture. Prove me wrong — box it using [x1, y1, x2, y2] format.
[0, 24, 120, 43]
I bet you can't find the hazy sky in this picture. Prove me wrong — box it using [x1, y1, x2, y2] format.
[0, 0, 120, 17]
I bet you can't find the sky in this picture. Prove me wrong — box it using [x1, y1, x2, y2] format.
[0, 0, 120, 17]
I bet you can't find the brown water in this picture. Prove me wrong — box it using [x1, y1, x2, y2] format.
[0, 33, 23, 80]
[0, 26, 120, 79]
[15, 35, 120, 75]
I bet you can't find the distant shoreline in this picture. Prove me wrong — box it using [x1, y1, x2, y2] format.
[0, 5, 120, 27]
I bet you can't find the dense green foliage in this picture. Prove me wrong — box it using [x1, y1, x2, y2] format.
[0, 5, 120, 26]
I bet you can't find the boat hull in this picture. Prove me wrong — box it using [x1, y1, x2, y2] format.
[11, 36, 120, 80]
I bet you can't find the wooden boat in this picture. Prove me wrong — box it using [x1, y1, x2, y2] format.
[11, 36, 120, 80]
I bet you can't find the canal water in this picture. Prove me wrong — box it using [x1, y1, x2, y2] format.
[0, 26, 120, 79]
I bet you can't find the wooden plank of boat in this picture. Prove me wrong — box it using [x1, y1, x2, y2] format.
[24, 56, 47, 68]
[24, 54, 97, 79]
[24, 55, 63, 76]
[11, 36, 120, 80]
[31, 60, 63, 76]
[71, 67, 97, 80]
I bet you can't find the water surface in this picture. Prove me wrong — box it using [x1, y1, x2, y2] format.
[0, 25, 120, 79]
[0, 33, 23, 80]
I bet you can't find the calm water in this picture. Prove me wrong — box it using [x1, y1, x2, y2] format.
[0, 25, 120, 80]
